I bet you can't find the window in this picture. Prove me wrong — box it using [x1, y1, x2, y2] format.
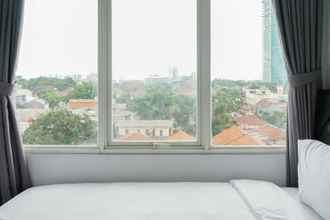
[211, 0, 288, 147]
[17, 0, 287, 150]
[112, 0, 197, 143]
[16, 0, 97, 146]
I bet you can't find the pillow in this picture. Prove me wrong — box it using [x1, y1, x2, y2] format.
[298, 139, 330, 220]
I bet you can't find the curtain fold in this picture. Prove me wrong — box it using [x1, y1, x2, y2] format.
[0, 0, 31, 205]
[272, 0, 323, 187]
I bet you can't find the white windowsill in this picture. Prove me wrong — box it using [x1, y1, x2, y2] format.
[24, 145, 286, 155]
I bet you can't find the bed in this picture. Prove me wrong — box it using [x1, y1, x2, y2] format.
[0, 180, 322, 220]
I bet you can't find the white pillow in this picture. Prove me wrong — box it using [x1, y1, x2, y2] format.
[298, 139, 330, 220]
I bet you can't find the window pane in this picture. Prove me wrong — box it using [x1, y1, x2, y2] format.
[16, 0, 98, 145]
[211, 0, 287, 147]
[112, 0, 197, 142]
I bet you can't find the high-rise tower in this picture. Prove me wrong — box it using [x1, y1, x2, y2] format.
[262, 0, 287, 85]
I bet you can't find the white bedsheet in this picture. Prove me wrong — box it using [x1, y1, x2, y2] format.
[0, 183, 256, 220]
[0, 181, 323, 220]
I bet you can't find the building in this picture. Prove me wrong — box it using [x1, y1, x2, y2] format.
[113, 103, 134, 121]
[67, 99, 97, 121]
[16, 88, 48, 109]
[243, 87, 275, 107]
[68, 99, 97, 110]
[256, 98, 287, 115]
[114, 120, 173, 139]
[262, 0, 288, 85]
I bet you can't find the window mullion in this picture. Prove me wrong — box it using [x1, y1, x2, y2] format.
[98, 0, 111, 150]
[107, 0, 113, 147]
[197, 0, 211, 150]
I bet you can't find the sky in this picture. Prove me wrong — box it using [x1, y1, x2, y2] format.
[17, 0, 263, 81]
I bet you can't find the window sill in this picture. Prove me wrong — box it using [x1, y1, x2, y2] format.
[24, 145, 286, 155]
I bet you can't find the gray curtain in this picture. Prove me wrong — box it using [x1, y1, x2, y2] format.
[273, 0, 323, 187]
[0, 0, 31, 205]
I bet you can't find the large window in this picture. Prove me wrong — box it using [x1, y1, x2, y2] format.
[16, 0, 98, 145]
[17, 0, 287, 150]
[211, 0, 287, 147]
[111, 0, 197, 143]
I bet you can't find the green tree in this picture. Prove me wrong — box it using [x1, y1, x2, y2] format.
[212, 87, 242, 136]
[23, 110, 96, 145]
[129, 83, 195, 134]
[38, 91, 64, 109]
[259, 111, 287, 129]
[16, 76, 76, 93]
[70, 82, 97, 100]
[172, 95, 196, 134]
[130, 83, 174, 120]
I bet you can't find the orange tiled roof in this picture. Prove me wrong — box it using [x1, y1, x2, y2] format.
[213, 126, 264, 145]
[124, 132, 145, 140]
[68, 99, 97, 110]
[169, 130, 194, 140]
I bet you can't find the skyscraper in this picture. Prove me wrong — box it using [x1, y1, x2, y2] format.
[262, 0, 288, 85]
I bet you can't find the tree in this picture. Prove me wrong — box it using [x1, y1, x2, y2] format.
[212, 87, 242, 136]
[171, 95, 196, 134]
[38, 90, 64, 109]
[259, 111, 287, 129]
[23, 110, 96, 145]
[16, 76, 76, 93]
[129, 83, 196, 134]
[130, 83, 174, 120]
[70, 82, 97, 100]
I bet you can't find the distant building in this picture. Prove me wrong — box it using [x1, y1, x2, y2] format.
[67, 99, 97, 121]
[114, 120, 173, 139]
[262, 0, 288, 85]
[113, 103, 134, 121]
[145, 74, 169, 85]
[68, 99, 97, 110]
[256, 98, 287, 115]
[16, 88, 48, 109]
[243, 87, 275, 107]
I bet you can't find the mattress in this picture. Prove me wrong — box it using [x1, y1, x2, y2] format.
[0, 183, 256, 220]
[0, 181, 323, 220]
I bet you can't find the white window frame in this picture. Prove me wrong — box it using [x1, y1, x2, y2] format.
[24, 0, 286, 154]
[100, 0, 209, 150]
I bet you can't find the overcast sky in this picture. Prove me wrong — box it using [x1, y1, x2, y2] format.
[17, 0, 263, 81]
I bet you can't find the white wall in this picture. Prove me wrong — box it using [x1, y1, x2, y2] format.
[27, 2, 330, 189]
[27, 152, 286, 186]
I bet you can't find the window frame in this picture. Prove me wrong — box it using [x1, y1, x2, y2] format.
[103, 0, 207, 149]
[23, 0, 286, 153]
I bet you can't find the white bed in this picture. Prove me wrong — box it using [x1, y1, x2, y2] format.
[0, 181, 323, 220]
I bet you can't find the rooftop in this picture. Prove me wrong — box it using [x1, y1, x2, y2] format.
[213, 126, 264, 146]
[68, 99, 97, 110]
[169, 130, 194, 140]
